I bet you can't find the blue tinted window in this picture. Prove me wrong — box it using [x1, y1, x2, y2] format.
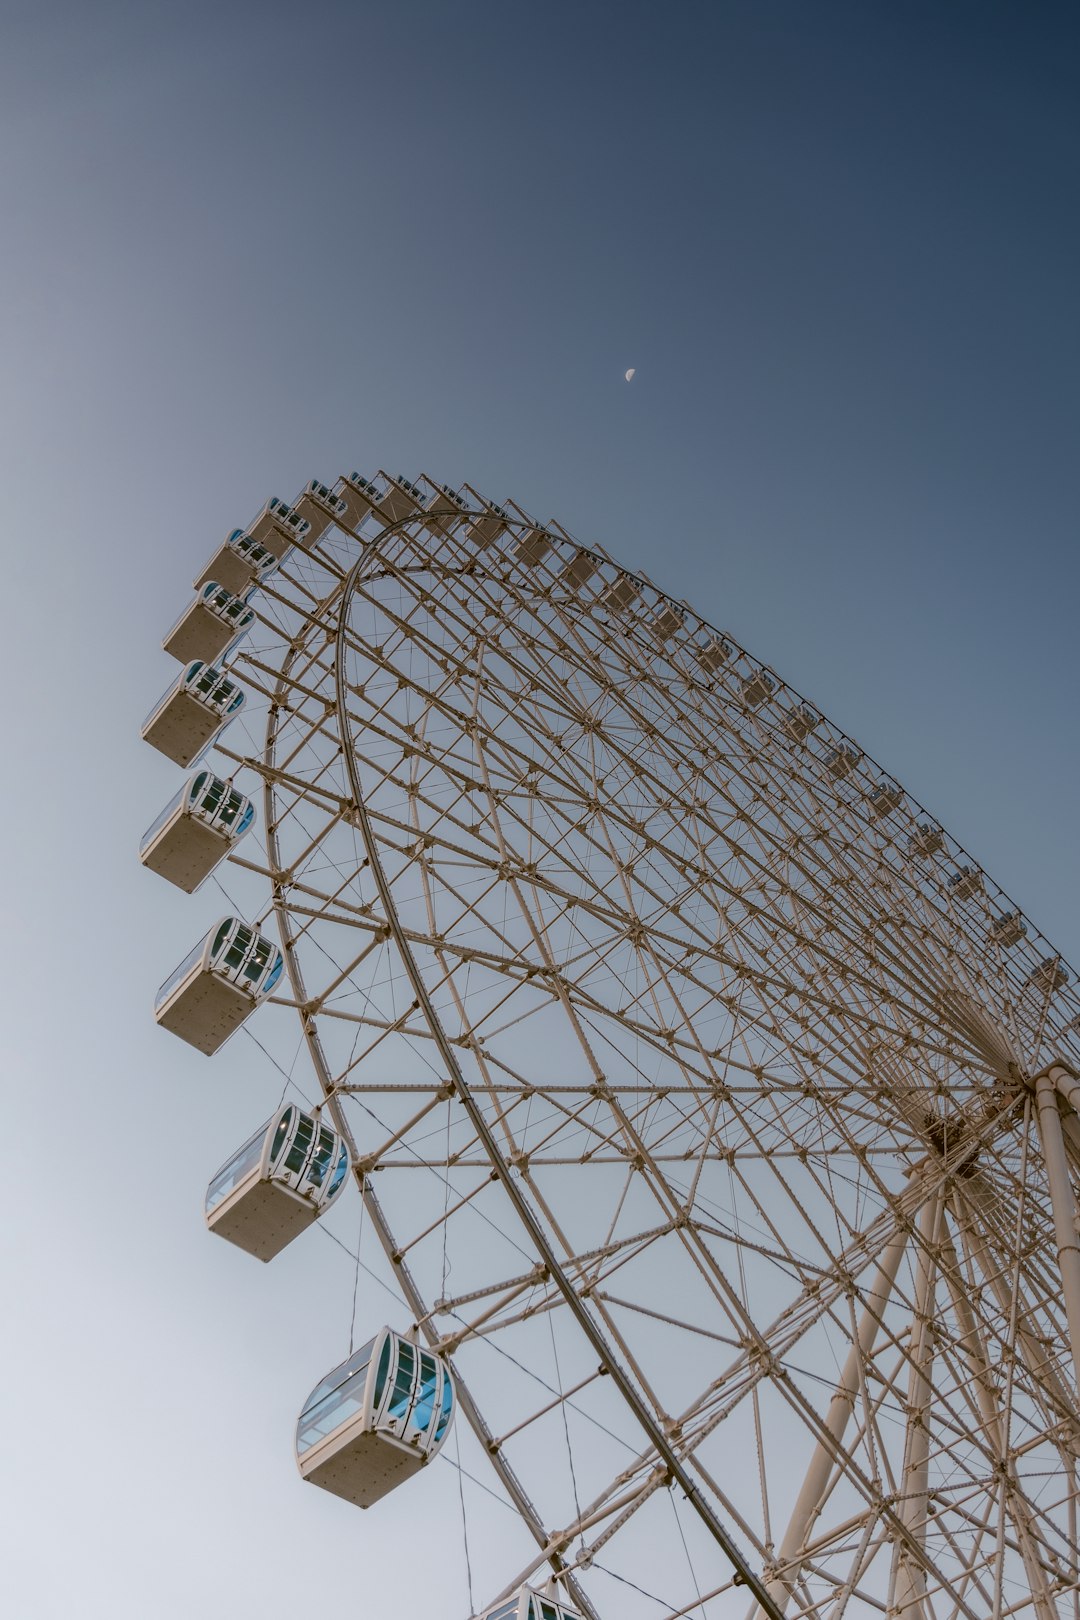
[434, 1374, 454, 1442]
[155, 934, 211, 1010]
[373, 1333, 392, 1408]
[388, 1341, 414, 1420]
[139, 783, 187, 852]
[296, 1368, 365, 1453]
[284, 1115, 313, 1175]
[327, 1142, 349, 1199]
[413, 1353, 437, 1432]
[296, 1340, 376, 1455]
[205, 1123, 268, 1214]
[307, 1127, 335, 1188]
[269, 1108, 295, 1168]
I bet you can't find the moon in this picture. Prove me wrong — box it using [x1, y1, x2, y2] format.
[625, 368, 636, 382]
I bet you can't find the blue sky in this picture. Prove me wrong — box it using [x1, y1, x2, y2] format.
[2, 3, 1077, 1615]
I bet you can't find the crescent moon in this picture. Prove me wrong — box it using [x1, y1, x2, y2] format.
[625, 368, 636, 382]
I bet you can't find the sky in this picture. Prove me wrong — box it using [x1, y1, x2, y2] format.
[1, 2, 1078, 1616]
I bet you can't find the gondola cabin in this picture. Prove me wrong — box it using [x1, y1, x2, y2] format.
[600, 574, 641, 613]
[478, 1588, 584, 1620]
[424, 481, 468, 536]
[155, 918, 283, 1054]
[989, 911, 1026, 948]
[140, 771, 254, 892]
[784, 706, 819, 742]
[562, 551, 598, 590]
[514, 527, 552, 567]
[205, 1105, 350, 1260]
[196, 529, 280, 597]
[466, 501, 509, 547]
[697, 637, 732, 676]
[909, 822, 944, 858]
[141, 662, 246, 767]
[340, 472, 381, 530]
[868, 782, 902, 817]
[294, 479, 349, 545]
[741, 670, 776, 708]
[355, 474, 399, 527]
[1028, 957, 1068, 995]
[652, 603, 684, 640]
[948, 866, 983, 901]
[162, 581, 255, 665]
[248, 497, 311, 559]
[825, 743, 860, 779]
[296, 1328, 455, 1508]
[378, 475, 425, 524]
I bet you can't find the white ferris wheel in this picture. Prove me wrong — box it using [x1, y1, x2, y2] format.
[140, 470, 1080, 1620]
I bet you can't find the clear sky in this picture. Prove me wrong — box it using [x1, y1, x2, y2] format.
[2, 3, 1077, 1616]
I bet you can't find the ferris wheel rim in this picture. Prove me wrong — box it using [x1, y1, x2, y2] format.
[206, 481, 1080, 1620]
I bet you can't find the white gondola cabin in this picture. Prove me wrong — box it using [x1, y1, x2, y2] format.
[141, 662, 246, 767]
[155, 918, 283, 1054]
[478, 1587, 584, 1620]
[652, 602, 684, 640]
[162, 581, 255, 665]
[378, 474, 425, 525]
[467, 500, 509, 547]
[948, 866, 983, 900]
[196, 529, 281, 596]
[697, 637, 732, 676]
[514, 527, 552, 567]
[784, 705, 819, 742]
[909, 822, 944, 858]
[140, 771, 255, 892]
[205, 1105, 350, 1260]
[296, 1328, 455, 1508]
[340, 472, 381, 530]
[868, 782, 902, 817]
[824, 743, 860, 779]
[989, 911, 1026, 948]
[562, 551, 598, 590]
[600, 574, 641, 613]
[741, 670, 776, 708]
[424, 480, 468, 536]
[248, 497, 311, 559]
[1028, 957, 1068, 995]
[293, 479, 349, 546]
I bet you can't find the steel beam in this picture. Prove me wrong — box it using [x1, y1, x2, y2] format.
[762, 1221, 913, 1612]
[888, 1188, 944, 1620]
[1034, 1065, 1080, 1400]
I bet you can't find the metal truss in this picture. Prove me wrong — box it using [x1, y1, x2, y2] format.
[202, 473, 1080, 1620]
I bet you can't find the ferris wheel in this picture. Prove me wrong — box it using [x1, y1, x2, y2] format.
[139, 470, 1080, 1620]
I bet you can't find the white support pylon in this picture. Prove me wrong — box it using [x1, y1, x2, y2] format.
[938, 1226, 1058, 1620]
[1034, 1064, 1080, 1401]
[761, 1220, 913, 1613]
[1051, 1059, 1080, 1118]
[888, 1187, 944, 1620]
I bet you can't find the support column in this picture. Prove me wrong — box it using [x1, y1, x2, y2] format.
[950, 1181, 1079, 1435]
[1051, 1061, 1080, 1119]
[1034, 1066, 1080, 1400]
[762, 1222, 912, 1613]
[938, 1226, 1057, 1620]
[888, 1188, 944, 1620]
